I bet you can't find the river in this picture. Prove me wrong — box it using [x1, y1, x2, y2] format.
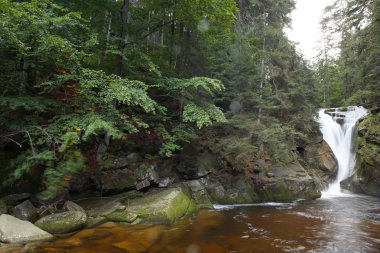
[16, 193, 378, 253]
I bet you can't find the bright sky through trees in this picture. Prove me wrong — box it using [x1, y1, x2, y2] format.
[286, 0, 334, 60]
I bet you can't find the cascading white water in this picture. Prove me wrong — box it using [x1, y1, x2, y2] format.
[317, 106, 367, 195]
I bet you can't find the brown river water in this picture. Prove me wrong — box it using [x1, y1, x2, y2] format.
[3, 193, 380, 253]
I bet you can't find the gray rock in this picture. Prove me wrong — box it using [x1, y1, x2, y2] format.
[0, 200, 7, 215]
[135, 164, 159, 183]
[63, 201, 85, 213]
[34, 211, 87, 234]
[12, 200, 38, 222]
[87, 201, 125, 217]
[100, 169, 137, 193]
[184, 180, 213, 208]
[1, 193, 31, 206]
[136, 179, 150, 190]
[0, 214, 53, 243]
[123, 187, 196, 223]
[158, 177, 174, 188]
[105, 211, 138, 223]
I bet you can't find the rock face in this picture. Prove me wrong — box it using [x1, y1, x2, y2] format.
[299, 139, 338, 190]
[254, 163, 321, 201]
[12, 200, 38, 222]
[100, 169, 137, 193]
[35, 211, 87, 234]
[341, 111, 380, 196]
[0, 214, 53, 243]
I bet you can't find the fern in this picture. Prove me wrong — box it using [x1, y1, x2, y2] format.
[183, 103, 226, 128]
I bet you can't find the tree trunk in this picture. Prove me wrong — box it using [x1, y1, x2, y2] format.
[114, 0, 129, 76]
[98, 12, 112, 68]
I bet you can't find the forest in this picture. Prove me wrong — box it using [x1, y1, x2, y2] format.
[0, 0, 379, 202]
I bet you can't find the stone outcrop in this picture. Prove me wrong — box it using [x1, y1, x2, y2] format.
[299, 139, 338, 190]
[341, 111, 380, 196]
[12, 200, 38, 222]
[35, 211, 87, 234]
[0, 214, 53, 243]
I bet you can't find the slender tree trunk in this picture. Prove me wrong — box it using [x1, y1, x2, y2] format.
[258, 8, 266, 123]
[98, 12, 112, 68]
[324, 47, 331, 108]
[114, 0, 129, 76]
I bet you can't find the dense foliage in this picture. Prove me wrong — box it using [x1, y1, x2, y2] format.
[2, 0, 376, 200]
[316, 0, 380, 107]
[0, 0, 233, 198]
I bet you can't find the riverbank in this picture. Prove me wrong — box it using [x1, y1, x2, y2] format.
[2, 193, 380, 253]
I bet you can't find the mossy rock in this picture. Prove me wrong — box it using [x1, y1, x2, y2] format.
[35, 211, 87, 234]
[105, 210, 138, 223]
[255, 163, 321, 201]
[342, 112, 380, 197]
[123, 187, 196, 224]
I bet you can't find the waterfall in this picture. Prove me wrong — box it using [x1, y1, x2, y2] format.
[317, 106, 367, 195]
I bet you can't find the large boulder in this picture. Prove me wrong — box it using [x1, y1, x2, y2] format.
[201, 176, 259, 204]
[341, 111, 380, 197]
[120, 187, 196, 224]
[1, 193, 31, 206]
[12, 200, 38, 222]
[299, 139, 338, 190]
[63, 201, 86, 213]
[255, 162, 321, 201]
[34, 211, 87, 234]
[0, 214, 53, 243]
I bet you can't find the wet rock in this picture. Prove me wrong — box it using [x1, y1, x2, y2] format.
[105, 211, 138, 223]
[300, 139, 338, 190]
[255, 162, 321, 201]
[0, 200, 7, 215]
[86, 201, 125, 217]
[341, 112, 380, 197]
[100, 169, 137, 193]
[34, 211, 87, 234]
[203, 176, 258, 205]
[63, 201, 85, 213]
[12, 200, 38, 222]
[0, 214, 53, 243]
[1, 193, 31, 206]
[266, 172, 275, 178]
[122, 187, 196, 224]
[184, 180, 213, 208]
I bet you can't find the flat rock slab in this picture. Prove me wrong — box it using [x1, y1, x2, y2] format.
[35, 211, 87, 234]
[124, 187, 196, 223]
[0, 214, 53, 244]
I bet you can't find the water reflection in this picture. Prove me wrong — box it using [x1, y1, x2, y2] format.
[7, 194, 380, 253]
